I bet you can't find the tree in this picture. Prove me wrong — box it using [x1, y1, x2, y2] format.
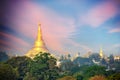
[60, 59, 74, 71]
[73, 72, 83, 80]
[0, 51, 9, 62]
[83, 65, 106, 79]
[114, 60, 120, 72]
[23, 72, 37, 80]
[107, 73, 120, 80]
[29, 52, 59, 80]
[67, 54, 71, 60]
[89, 75, 106, 80]
[109, 54, 114, 64]
[59, 55, 64, 61]
[0, 63, 18, 80]
[101, 58, 107, 66]
[6, 56, 32, 79]
[57, 76, 76, 80]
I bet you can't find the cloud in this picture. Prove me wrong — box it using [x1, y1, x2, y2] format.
[109, 27, 120, 33]
[0, 32, 29, 52]
[0, 32, 29, 47]
[1, 1, 93, 55]
[80, 2, 117, 27]
[1, 1, 79, 54]
[0, 39, 16, 50]
[113, 44, 120, 48]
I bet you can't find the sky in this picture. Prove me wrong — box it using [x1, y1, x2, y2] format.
[0, 0, 120, 57]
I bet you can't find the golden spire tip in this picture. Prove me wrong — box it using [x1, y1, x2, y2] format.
[38, 23, 41, 26]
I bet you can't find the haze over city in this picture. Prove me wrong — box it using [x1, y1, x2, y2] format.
[0, 0, 120, 56]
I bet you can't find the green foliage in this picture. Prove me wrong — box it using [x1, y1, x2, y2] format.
[109, 55, 114, 64]
[73, 72, 83, 80]
[59, 71, 72, 78]
[77, 65, 89, 74]
[71, 65, 81, 73]
[105, 70, 116, 77]
[29, 52, 59, 80]
[60, 60, 74, 71]
[23, 72, 37, 80]
[107, 73, 120, 80]
[0, 63, 18, 80]
[110, 60, 120, 72]
[1, 51, 119, 80]
[57, 76, 76, 80]
[71, 65, 90, 76]
[6, 56, 32, 79]
[83, 65, 106, 79]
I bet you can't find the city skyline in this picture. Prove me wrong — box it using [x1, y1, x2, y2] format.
[0, 0, 120, 56]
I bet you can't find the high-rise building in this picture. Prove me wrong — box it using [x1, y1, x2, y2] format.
[25, 24, 48, 58]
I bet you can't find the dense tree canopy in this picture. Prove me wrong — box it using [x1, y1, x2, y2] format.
[82, 65, 106, 79]
[29, 52, 59, 80]
[107, 73, 120, 80]
[0, 51, 119, 80]
[57, 76, 76, 80]
[0, 63, 18, 80]
[73, 72, 83, 80]
[6, 56, 32, 79]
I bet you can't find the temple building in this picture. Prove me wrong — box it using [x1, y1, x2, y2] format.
[25, 24, 48, 58]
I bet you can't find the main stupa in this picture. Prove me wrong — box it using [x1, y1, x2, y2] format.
[25, 24, 48, 58]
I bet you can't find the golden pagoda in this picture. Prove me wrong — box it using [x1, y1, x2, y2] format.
[99, 47, 103, 58]
[25, 24, 48, 58]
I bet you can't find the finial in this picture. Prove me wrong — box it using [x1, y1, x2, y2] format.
[38, 23, 41, 26]
[38, 23, 41, 30]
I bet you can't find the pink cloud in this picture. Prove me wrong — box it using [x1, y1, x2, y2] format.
[109, 27, 120, 33]
[108, 22, 120, 33]
[0, 32, 29, 49]
[0, 39, 16, 50]
[3, 1, 92, 55]
[80, 2, 117, 27]
[4, 1, 78, 54]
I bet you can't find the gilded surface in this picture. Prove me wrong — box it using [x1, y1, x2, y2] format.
[25, 24, 48, 58]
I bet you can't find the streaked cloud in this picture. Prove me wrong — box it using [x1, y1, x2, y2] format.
[0, 32, 29, 47]
[113, 44, 120, 48]
[1, 0, 120, 56]
[80, 2, 117, 27]
[2, 1, 90, 54]
[109, 27, 120, 33]
[0, 32, 29, 54]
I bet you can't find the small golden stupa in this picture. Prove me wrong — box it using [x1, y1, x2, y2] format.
[25, 24, 48, 58]
[99, 47, 103, 58]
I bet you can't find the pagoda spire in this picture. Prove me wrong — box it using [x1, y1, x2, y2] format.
[25, 24, 48, 58]
[36, 24, 42, 41]
[34, 24, 45, 48]
[99, 47, 103, 58]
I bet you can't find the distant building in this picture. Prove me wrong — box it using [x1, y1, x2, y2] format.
[114, 56, 120, 60]
[84, 51, 92, 58]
